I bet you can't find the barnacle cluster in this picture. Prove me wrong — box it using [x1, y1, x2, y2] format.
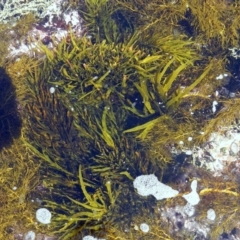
[1, 0, 240, 239]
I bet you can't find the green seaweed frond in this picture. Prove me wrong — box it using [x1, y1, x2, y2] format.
[95, 106, 116, 149]
[22, 139, 72, 176]
[165, 59, 214, 110]
[188, 0, 240, 48]
[48, 166, 119, 239]
[123, 116, 162, 140]
[80, 0, 120, 43]
[148, 36, 198, 64]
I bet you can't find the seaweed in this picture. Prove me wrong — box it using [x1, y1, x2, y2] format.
[44, 166, 119, 239]
[0, 138, 42, 239]
[3, 0, 240, 239]
[196, 173, 240, 239]
[79, 0, 121, 43]
[202, 98, 240, 140]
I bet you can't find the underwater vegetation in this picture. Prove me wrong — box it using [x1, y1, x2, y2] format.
[2, 0, 240, 239]
[0, 138, 41, 239]
[14, 44, 163, 238]
[112, 0, 240, 50]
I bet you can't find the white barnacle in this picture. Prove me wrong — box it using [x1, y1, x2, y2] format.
[49, 87, 55, 94]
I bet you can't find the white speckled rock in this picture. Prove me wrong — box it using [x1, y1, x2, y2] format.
[133, 174, 179, 200]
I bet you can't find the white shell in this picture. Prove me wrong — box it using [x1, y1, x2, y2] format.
[207, 208, 216, 221]
[185, 150, 192, 155]
[82, 236, 97, 240]
[36, 208, 52, 224]
[183, 180, 200, 206]
[188, 137, 193, 142]
[24, 231, 36, 240]
[140, 223, 150, 233]
[49, 87, 55, 94]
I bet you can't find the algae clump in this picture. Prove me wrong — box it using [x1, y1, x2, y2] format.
[3, 0, 240, 239]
